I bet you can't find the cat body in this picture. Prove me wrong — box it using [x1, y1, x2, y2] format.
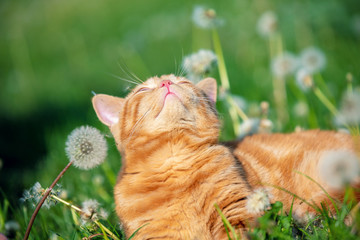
[92, 74, 359, 239]
[227, 130, 359, 222]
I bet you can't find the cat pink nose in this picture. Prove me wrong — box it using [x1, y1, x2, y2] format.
[160, 80, 173, 88]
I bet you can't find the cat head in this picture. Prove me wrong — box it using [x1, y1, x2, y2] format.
[92, 74, 220, 151]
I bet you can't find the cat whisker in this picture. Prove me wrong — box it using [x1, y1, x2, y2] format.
[108, 73, 141, 86]
[174, 57, 179, 77]
[177, 63, 187, 78]
[117, 61, 144, 84]
[173, 50, 186, 78]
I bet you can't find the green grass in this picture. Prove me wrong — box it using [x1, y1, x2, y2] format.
[1, 0, 360, 239]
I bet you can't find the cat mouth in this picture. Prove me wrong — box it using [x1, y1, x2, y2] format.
[154, 91, 184, 118]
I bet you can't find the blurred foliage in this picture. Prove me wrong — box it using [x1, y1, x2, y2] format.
[0, 0, 360, 238]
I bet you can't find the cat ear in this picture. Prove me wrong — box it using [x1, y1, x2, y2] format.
[196, 77, 217, 103]
[92, 94, 125, 127]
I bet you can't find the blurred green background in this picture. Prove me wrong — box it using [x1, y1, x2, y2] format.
[0, 0, 360, 238]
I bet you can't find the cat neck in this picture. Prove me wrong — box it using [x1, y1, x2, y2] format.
[121, 130, 218, 173]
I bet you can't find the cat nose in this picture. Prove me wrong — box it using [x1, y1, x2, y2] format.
[160, 80, 173, 88]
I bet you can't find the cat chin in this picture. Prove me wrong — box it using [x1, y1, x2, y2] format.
[155, 94, 189, 118]
[153, 103, 195, 131]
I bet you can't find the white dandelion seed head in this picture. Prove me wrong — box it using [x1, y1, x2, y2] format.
[182, 49, 217, 82]
[294, 126, 304, 133]
[59, 189, 68, 199]
[293, 101, 309, 118]
[192, 6, 223, 29]
[237, 118, 260, 139]
[300, 47, 326, 74]
[65, 126, 108, 170]
[319, 150, 360, 189]
[271, 52, 299, 78]
[292, 211, 315, 226]
[99, 208, 109, 219]
[81, 199, 100, 221]
[259, 119, 273, 134]
[335, 91, 360, 127]
[257, 11, 278, 37]
[20, 182, 44, 206]
[295, 68, 313, 92]
[81, 199, 109, 223]
[337, 128, 351, 135]
[246, 188, 271, 214]
[20, 182, 60, 209]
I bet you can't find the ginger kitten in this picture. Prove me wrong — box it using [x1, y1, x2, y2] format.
[92, 74, 359, 239]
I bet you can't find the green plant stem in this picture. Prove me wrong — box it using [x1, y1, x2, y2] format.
[294, 171, 339, 215]
[51, 195, 120, 240]
[228, 103, 240, 137]
[273, 76, 289, 128]
[23, 161, 73, 240]
[226, 95, 249, 121]
[268, 33, 288, 129]
[98, 223, 110, 240]
[94, 220, 119, 240]
[313, 86, 338, 117]
[314, 73, 335, 102]
[266, 183, 318, 211]
[214, 203, 239, 240]
[212, 28, 245, 136]
[212, 28, 230, 91]
[50, 194, 82, 212]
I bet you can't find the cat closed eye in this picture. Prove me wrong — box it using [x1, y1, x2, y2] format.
[135, 87, 151, 93]
[178, 81, 191, 85]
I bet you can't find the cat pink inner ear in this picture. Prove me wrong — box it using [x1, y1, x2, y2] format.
[92, 94, 124, 127]
[196, 78, 217, 103]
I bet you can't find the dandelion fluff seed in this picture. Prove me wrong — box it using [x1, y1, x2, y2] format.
[319, 150, 360, 189]
[300, 47, 326, 74]
[192, 6, 223, 29]
[65, 126, 108, 170]
[182, 49, 217, 82]
[246, 188, 271, 214]
[257, 11, 278, 37]
[271, 52, 299, 78]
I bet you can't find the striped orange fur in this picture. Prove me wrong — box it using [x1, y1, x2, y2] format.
[227, 130, 360, 223]
[92, 74, 359, 239]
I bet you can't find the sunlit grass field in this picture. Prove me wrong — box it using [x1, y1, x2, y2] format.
[1, 0, 360, 239]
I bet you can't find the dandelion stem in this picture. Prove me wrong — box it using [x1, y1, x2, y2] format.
[228, 102, 240, 137]
[294, 170, 339, 215]
[23, 161, 73, 240]
[211, 28, 247, 136]
[269, 33, 288, 129]
[313, 86, 338, 116]
[50, 194, 82, 212]
[94, 220, 120, 240]
[265, 183, 318, 211]
[226, 95, 249, 121]
[314, 73, 334, 102]
[51, 194, 120, 240]
[211, 29, 230, 91]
